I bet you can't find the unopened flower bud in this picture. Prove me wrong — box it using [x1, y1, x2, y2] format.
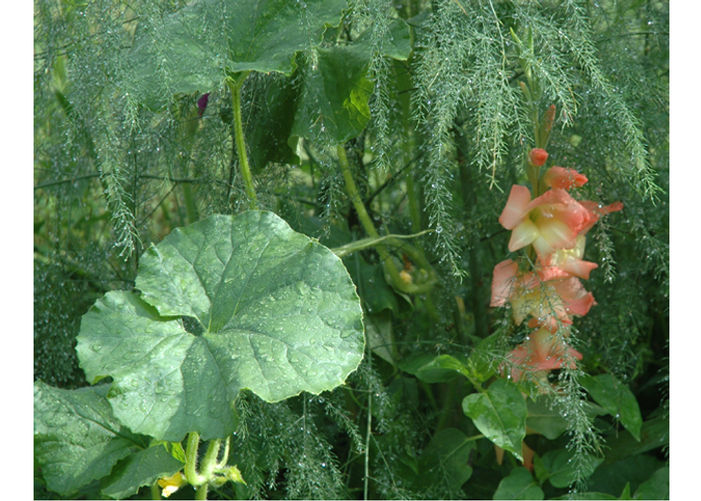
[529, 148, 548, 167]
[197, 93, 210, 118]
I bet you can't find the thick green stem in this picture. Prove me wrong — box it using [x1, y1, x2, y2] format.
[184, 432, 223, 500]
[150, 481, 161, 500]
[199, 439, 222, 480]
[226, 73, 258, 209]
[195, 484, 209, 500]
[184, 432, 206, 486]
[182, 183, 199, 224]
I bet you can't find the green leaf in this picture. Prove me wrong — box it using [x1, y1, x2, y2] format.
[245, 75, 300, 172]
[551, 493, 617, 500]
[526, 397, 569, 440]
[400, 353, 470, 383]
[462, 379, 527, 460]
[633, 466, 668, 499]
[126, 0, 347, 109]
[355, 18, 413, 61]
[77, 211, 364, 441]
[418, 428, 475, 490]
[602, 417, 668, 463]
[291, 44, 373, 143]
[580, 374, 643, 441]
[619, 482, 632, 500]
[383, 19, 413, 60]
[539, 449, 604, 488]
[465, 333, 500, 383]
[493, 467, 544, 500]
[101, 445, 183, 499]
[365, 311, 395, 366]
[346, 255, 399, 315]
[525, 396, 607, 440]
[588, 454, 664, 497]
[34, 382, 144, 497]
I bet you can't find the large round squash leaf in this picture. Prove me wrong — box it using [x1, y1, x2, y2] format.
[125, 0, 348, 109]
[77, 211, 364, 441]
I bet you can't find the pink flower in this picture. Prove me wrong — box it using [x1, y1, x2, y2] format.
[522, 276, 596, 332]
[498, 186, 594, 259]
[542, 166, 588, 190]
[578, 200, 624, 234]
[490, 259, 596, 331]
[529, 148, 549, 167]
[507, 328, 583, 382]
[537, 235, 598, 281]
[491, 259, 524, 307]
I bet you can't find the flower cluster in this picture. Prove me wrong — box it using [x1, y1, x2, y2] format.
[491, 148, 622, 383]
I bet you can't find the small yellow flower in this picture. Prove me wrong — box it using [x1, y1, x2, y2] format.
[158, 471, 187, 498]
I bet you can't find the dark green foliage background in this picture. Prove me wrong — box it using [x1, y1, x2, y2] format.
[34, 0, 668, 498]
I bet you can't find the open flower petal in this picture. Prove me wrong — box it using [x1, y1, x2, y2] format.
[499, 185, 533, 229]
[491, 259, 519, 307]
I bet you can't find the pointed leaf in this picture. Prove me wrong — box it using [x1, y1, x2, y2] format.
[400, 353, 470, 383]
[34, 382, 144, 497]
[526, 397, 569, 440]
[418, 428, 475, 489]
[539, 449, 603, 488]
[580, 373, 643, 441]
[462, 379, 527, 460]
[493, 467, 544, 500]
[77, 211, 364, 441]
[633, 466, 668, 499]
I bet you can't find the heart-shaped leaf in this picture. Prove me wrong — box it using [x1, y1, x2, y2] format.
[77, 211, 364, 441]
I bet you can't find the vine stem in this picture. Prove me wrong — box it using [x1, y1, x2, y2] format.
[185, 432, 206, 486]
[338, 146, 399, 271]
[337, 145, 436, 294]
[226, 72, 258, 209]
[150, 481, 161, 500]
[184, 431, 223, 500]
